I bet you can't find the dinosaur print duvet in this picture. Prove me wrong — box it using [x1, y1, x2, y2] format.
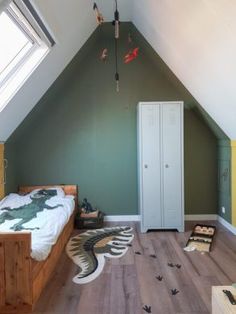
[0, 189, 75, 261]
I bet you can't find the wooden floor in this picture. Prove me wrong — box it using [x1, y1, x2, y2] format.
[33, 221, 236, 314]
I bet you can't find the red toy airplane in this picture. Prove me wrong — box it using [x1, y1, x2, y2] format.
[124, 47, 139, 64]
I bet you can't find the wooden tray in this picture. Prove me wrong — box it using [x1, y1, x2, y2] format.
[186, 224, 216, 252]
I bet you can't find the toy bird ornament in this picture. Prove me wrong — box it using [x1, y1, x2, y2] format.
[100, 48, 108, 62]
[124, 47, 139, 64]
[93, 3, 104, 25]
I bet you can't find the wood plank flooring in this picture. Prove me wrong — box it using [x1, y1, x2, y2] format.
[33, 221, 236, 314]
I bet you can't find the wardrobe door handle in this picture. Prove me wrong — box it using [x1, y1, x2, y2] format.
[165, 164, 169, 168]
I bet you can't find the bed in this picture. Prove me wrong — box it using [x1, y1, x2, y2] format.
[0, 185, 78, 314]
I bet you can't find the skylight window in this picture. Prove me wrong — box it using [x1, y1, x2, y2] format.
[0, 1, 54, 112]
[0, 11, 33, 82]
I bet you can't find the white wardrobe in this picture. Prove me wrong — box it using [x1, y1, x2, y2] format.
[137, 101, 184, 233]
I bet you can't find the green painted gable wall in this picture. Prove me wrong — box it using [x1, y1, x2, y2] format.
[184, 109, 218, 215]
[5, 23, 218, 216]
[218, 140, 231, 222]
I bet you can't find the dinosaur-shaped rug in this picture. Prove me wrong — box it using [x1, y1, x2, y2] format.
[66, 226, 134, 284]
[0, 189, 62, 231]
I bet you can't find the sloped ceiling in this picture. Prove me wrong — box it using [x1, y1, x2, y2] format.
[132, 0, 236, 139]
[1, 0, 236, 141]
[0, 0, 132, 141]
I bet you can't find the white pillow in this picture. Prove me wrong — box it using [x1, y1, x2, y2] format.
[29, 186, 65, 198]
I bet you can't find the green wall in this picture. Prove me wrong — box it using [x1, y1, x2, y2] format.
[218, 140, 231, 222]
[189, 106, 231, 222]
[5, 23, 218, 216]
[184, 109, 218, 214]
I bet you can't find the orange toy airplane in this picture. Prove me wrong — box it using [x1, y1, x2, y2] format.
[93, 3, 104, 25]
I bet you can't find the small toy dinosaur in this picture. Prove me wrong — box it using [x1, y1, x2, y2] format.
[81, 198, 96, 213]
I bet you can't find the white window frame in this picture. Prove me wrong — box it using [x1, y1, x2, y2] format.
[0, 0, 54, 112]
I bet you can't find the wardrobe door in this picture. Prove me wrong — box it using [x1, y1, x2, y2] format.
[141, 104, 162, 228]
[161, 103, 183, 228]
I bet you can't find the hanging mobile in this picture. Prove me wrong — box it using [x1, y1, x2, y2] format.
[115, 72, 119, 92]
[113, 0, 120, 91]
[113, 0, 120, 39]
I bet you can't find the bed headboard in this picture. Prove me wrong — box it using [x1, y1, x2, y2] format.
[18, 185, 78, 206]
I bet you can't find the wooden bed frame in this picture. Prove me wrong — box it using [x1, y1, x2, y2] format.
[0, 185, 78, 314]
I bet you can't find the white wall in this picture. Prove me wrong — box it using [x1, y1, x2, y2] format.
[132, 0, 236, 139]
[0, 0, 132, 141]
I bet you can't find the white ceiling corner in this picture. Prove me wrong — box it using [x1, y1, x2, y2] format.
[132, 0, 236, 139]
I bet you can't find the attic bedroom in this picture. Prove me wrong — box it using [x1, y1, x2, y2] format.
[0, 1, 236, 313]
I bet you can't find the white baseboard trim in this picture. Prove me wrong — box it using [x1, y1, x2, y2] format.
[103, 214, 236, 235]
[217, 216, 236, 235]
[105, 214, 217, 222]
[185, 214, 218, 221]
[104, 215, 140, 222]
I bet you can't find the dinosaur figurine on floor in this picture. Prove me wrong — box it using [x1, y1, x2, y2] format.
[80, 198, 97, 214]
[0, 189, 62, 231]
